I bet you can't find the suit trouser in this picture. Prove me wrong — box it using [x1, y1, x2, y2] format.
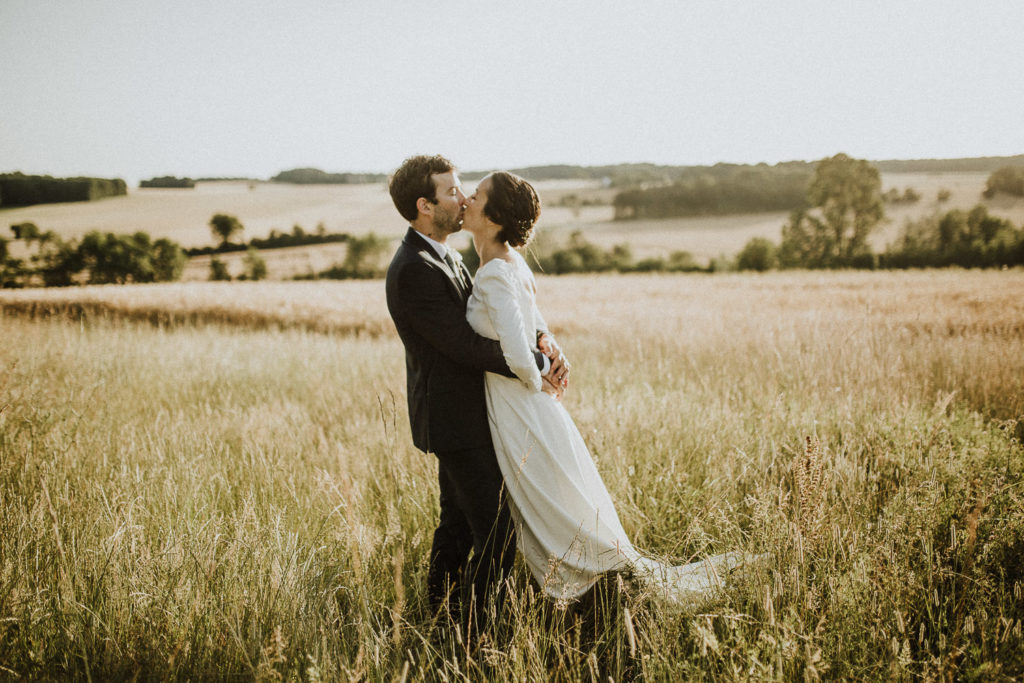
[428, 445, 516, 626]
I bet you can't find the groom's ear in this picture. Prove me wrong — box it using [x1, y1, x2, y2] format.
[416, 196, 433, 217]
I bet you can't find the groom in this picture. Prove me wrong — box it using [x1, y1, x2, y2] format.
[385, 155, 566, 629]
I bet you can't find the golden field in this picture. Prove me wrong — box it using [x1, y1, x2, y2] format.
[1, 269, 1023, 679]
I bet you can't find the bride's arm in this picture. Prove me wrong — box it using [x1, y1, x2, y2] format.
[475, 264, 544, 392]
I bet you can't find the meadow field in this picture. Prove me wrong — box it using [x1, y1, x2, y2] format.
[5, 172, 1023, 279]
[1, 269, 1022, 680]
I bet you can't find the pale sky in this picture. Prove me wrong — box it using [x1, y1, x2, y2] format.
[2, 0, 1023, 185]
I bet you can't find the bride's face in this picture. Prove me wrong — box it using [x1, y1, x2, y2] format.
[463, 175, 501, 242]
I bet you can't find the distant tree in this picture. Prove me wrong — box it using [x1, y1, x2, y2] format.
[153, 238, 187, 281]
[33, 232, 82, 286]
[982, 166, 1024, 198]
[209, 214, 244, 247]
[209, 258, 231, 281]
[665, 250, 700, 272]
[937, 188, 952, 202]
[779, 153, 884, 267]
[271, 168, 387, 184]
[608, 244, 634, 271]
[884, 204, 1023, 268]
[78, 232, 149, 284]
[0, 237, 7, 263]
[140, 176, 195, 189]
[736, 237, 779, 271]
[338, 233, 388, 278]
[11, 222, 41, 240]
[242, 246, 267, 281]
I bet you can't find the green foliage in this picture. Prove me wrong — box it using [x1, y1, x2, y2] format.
[884, 187, 921, 203]
[34, 232, 83, 286]
[77, 231, 186, 284]
[153, 238, 188, 281]
[983, 166, 1024, 198]
[307, 233, 390, 279]
[779, 153, 884, 268]
[0, 230, 186, 286]
[490, 232, 706, 275]
[884, 205, 1024, 268]
[241, 247, 267, 281]
[271, 168, 386, 184]
[10, 222, 41, 240]
[736, 237, 779, 271]
[209, 214, 244, 247]
[209, 258, 231, 281]
[874, 153, 1024, 173]
[139, 176, 195, 189]
[0, 172, 126, 207]
[186, 225, 349, 257]
[613, 162, 812, 220]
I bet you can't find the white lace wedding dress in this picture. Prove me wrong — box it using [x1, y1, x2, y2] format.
[466, 251, 746, 606]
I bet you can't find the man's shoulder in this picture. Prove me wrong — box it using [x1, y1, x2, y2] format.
[387, 241, 443, 293]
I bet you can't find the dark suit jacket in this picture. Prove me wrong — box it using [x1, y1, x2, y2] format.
[386, 228, 536, 453]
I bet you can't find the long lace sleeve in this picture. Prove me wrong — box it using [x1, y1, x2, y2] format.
[474, 262, 544, 392]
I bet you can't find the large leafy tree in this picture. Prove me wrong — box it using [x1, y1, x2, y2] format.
[779, 153, 884, 267]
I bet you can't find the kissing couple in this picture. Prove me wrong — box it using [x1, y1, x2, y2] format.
[384, 155, 751, 634]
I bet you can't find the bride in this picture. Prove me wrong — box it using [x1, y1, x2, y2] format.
[462, 171, 749, 606]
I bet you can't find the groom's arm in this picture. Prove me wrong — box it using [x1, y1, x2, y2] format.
[396, 260, 544, 377]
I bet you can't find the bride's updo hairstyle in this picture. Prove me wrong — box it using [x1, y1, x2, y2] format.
[484, 172, 541, 248]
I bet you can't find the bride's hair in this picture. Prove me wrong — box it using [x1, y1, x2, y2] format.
[484, 172, 541, 247]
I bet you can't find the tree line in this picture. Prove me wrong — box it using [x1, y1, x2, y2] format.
[0, 173, 127, 208]
[612, 162, 814, 219]
[139, 176, 195, 188]
[733, 156, 1024, 271]
[270, 168, 387, 184]
[1, 223, 185, 287]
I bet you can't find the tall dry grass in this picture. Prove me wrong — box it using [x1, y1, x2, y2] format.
[1, 269, 1023, 679]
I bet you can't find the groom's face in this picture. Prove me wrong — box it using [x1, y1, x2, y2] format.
[428, 171, 466, 236]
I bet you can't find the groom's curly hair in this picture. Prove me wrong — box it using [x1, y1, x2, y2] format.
[485, 172, 541, 248]
[389, 155, 455, 222]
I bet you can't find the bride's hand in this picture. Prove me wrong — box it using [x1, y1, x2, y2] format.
[541, 375, 564, 401]
[539, 333, 570, 388]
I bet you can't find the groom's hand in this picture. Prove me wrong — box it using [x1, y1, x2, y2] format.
[538, 332, 570, 389]
[541, 374, 565, 401]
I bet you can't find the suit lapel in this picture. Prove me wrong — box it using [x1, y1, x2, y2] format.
[403, 228, 467, 302]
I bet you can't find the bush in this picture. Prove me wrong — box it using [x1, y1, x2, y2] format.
[209, 258, 231, 281]
[308, 233, 390, 279]
[10, 223, 41, 240]
[0, 229, 187, 287]
[883, 205, 1024, 268]
[736, 237, 779, 271]
[241, 247, 267, 281]
[982, 166, 1024, 198]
